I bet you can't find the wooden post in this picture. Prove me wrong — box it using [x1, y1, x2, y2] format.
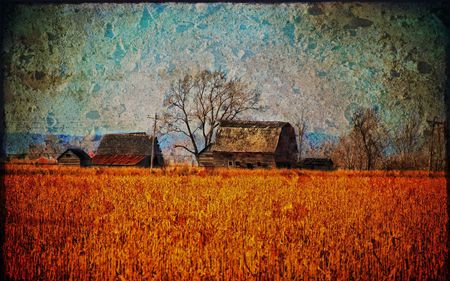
[428, 117, 437, 172]
[150, 113, 158, 169]
[437, 123, 443, 170]
[427, 117, 445, 172]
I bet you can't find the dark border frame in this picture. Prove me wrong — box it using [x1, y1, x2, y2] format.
[0, 2, 449, 280]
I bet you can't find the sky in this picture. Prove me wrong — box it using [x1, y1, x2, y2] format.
[2, 3, 448, 155]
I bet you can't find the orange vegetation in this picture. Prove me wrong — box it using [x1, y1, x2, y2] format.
[3, 164, 447, 280]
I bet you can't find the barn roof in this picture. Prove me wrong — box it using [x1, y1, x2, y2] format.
[95, 133, 158, 156]
[92, 155, 146, 166]
[212, 120, 291, 153]
[57, 148, 91, 160]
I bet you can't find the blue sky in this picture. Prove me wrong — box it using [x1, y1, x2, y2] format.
[3, 3, 448, 154]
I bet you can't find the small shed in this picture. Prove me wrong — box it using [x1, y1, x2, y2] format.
[198, 120, 298, 168]
[299, 158, 334, 170]
[92, 132, 163, 167]
[57, 148, 91, 166]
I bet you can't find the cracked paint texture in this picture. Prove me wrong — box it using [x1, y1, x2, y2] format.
[2, 3, 448, 155]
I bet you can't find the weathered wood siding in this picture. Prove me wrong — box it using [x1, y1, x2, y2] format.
[198, 151, 215, 167]
[58, 151, 81, 165]
[198, 121, 298, 169]
[213, 152, 276, 168]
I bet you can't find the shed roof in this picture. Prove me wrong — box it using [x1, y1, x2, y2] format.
[57, 148, 91, 161]
[92, 155, 147, 166]
[95, 133, 158, 156]
[212, 120, 291, 153]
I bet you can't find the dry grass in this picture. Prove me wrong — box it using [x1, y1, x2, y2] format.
[3, 164, 447, 280]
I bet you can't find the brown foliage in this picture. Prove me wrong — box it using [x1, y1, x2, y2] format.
[3, 165, 447, 280]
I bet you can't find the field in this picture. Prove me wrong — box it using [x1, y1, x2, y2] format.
[3, 164, 447, 280]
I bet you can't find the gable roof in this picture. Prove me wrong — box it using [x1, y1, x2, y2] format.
[95, 132, 158, 156]
[212, 120, 291, 153]
[57, 148, 91, 160]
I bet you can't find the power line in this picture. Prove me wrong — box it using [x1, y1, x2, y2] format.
[6, 120, 152, 130]
[7, 120, 145, 124]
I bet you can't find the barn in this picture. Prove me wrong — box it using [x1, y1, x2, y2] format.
[299, 158, 334, 170]
[198, 120, 298, 168]
[57, 148, 91, 166]
[92, 132, 164, 167]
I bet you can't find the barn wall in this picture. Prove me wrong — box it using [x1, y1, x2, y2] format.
[275, 125, 298, 166]
[153, 154, 164, 167]
[213, 152, 276, 168]
[138, 157, 150, 167]
[80, 159, 92, 167]
[58, 152, 81, 165]
[198, 151, 215, 167]
[153, 141, 164, 167]
[139, 154, 164, 167]
[59, 158, 81, 165]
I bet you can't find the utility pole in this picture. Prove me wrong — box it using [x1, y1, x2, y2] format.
[428, 117, 437, 172]
[427, 117, 445, 172]
[147, 113, 158, 169]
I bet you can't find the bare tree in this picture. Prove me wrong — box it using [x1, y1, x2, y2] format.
[163, 70, 261, 160]
[388, 111, 423, 169]
[424, 119, 446, 171]
[27, 134, 64, 159]
[332, 130, 366, 170]
[350, 107, 385, 170]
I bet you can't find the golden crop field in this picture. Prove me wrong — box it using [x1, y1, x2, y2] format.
[3, 164, 447, 280]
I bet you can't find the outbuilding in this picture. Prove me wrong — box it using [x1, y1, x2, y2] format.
[299, 158, 334, 170]
[92, 132, 163, 167]
[57, 148, 92, 166]
[198, 120, 298, 168]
